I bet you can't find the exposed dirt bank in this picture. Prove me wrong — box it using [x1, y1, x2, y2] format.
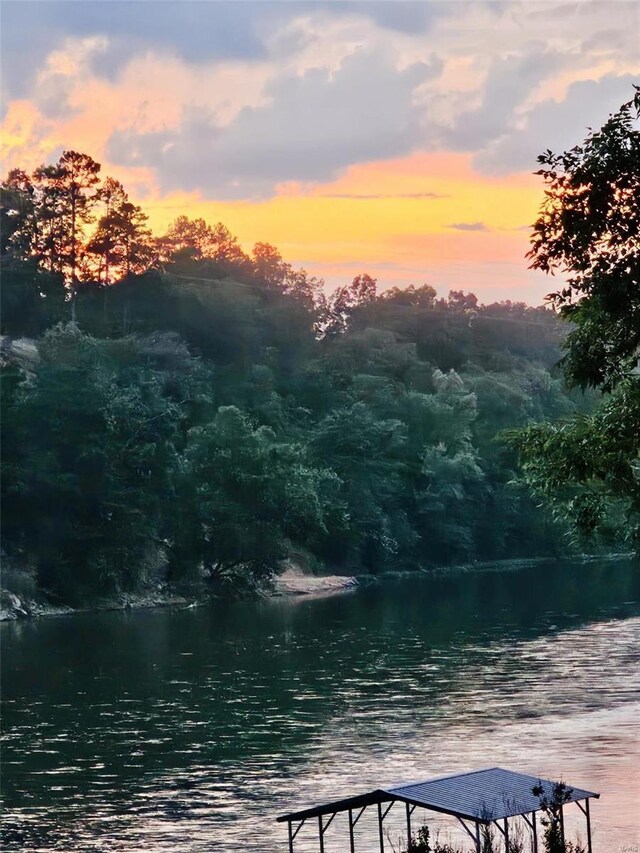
[272, 573, 358, 597]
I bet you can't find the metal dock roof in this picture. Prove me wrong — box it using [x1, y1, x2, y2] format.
[277, 766, 600, 824]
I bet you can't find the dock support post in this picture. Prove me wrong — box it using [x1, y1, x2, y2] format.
[585, 799, 593, 853]
[349, 808, 355, 853]
[504, 818, 509, 852]
[288, 820, 294, 853]
[474, 820, 481, 853]
[378, 801, 385, 853]
[458, 817, 480, 848]
[406, 802, 412, 848]
[318, 816, 324, 853]
[532, 812, 538, 853]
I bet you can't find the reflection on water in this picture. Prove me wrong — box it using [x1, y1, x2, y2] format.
[1, 559, 639, 852]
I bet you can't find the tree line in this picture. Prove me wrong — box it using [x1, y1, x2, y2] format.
[3, 106, 634, 605]
[0, 151, 326, 305]
[510, 86, 639, 550]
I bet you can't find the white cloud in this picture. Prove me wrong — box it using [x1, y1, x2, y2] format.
[3, 0, 638, 194]
[107, 48, 442, 198]
[476, 73, 637, 174]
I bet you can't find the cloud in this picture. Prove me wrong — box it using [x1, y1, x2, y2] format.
[442, 44, 565, 152]
[476, 73, 637, 174]
[581, 28, 634, 56]
[106, 48, 442, 198]
[0, 1, 268, 105]
[1, 0, 449, 106]
[30, 36, 112, 121]
[447, 222, 489, 232]
[331, 1, 445, 34]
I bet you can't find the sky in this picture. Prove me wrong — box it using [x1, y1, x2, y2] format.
[1, 0, 638, 304]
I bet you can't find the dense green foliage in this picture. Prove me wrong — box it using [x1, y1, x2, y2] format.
[0, 271, 585, 602]
[1, 150, 600, 604]
[528, 88, 640, 393]
[512, 87, 640, 548]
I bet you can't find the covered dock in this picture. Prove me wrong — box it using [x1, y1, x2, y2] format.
[277, 766, 599, 852]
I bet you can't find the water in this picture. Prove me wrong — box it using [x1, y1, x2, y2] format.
[1, 559, 639, 852]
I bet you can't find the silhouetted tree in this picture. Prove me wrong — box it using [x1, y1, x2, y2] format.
[513, 86, 640, 548]
[325, 273, 377, 335]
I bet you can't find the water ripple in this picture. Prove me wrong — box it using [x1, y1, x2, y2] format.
[1, 559, 639, 851]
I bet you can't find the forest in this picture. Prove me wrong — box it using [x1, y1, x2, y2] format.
[0, 146, 623, 606]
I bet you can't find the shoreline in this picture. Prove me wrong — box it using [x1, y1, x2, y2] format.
[0, 552, 632, 623]
[0, 575, 360, 622]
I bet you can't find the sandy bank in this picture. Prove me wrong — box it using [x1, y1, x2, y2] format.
[272, 573, 358, 597]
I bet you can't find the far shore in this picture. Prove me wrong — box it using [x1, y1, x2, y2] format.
[0, 571, 360, 622]
[0, 552, 631, 623]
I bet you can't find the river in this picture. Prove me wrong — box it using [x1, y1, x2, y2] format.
[1, 559, 639, 852]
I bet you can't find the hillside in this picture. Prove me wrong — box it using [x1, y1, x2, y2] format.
[0, 258, 598, 606]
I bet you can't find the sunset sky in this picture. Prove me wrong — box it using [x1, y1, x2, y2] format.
[1, 0, 638, 303]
